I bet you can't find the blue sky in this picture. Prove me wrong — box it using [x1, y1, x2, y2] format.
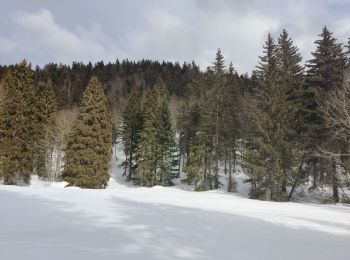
[0, 0, 349, 73]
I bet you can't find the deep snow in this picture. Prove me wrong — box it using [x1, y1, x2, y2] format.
[0, 147, 349, 259]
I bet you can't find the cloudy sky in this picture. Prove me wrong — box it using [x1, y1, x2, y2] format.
[0, 0, 350, 73]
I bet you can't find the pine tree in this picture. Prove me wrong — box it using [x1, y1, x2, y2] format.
[243, 34, 297, 201]
[135, 88, 159, 186]
[304, 27, 346, 141]
[63, 76, 112, 189]
[212, 49, 226, 189]
[277, 29, 304, 97]
[157, 98, 178, 185]
[307, 27, 346, 91]
[177, 62, 202, 170]
[276, 29, 305, 195]
[222, 63, 241, 192]
[0, 61, 38, 185]
[136, 86, 178, 187]
[121, 87, 144, 181]
[305, 26, 347, 202]
[183, 50, 228, 191]
[34, 80, 57, 179]
[183, 125, 212, 191]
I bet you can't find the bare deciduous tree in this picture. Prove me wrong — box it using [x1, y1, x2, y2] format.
[318, 81, 350, 202]
[47, 107, 78, 181]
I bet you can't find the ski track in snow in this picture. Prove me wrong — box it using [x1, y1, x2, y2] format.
[0, 146, 349, 259]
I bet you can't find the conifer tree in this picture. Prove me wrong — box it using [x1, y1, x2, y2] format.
[34, 80, 57, 179]
[211, 49, 226, 189]
[156, 99, 178, 185]
[63, 76, 112, 189]
[136, 88, 159, 186]
[136, 86, 178, 187]
[183, 50, 229, 191]
[305, 26, 347, 202]
[223, 63, 241, 192]
[277, 29, 304, 97]
[177, 62, 202, 169]
[276, 29, 305, 194]
[307, 27, 346, 91]
[243, 34, 297, 201]
[121, 87, 143, 181]
[183, 123, 213, 190]
[0, 61, 38, 185]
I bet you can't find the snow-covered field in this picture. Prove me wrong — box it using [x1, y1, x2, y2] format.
[0, 148, 349, 260]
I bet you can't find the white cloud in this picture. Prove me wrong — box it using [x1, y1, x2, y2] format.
[196, 8, 280, 72]
[126, 5, 279, 72]
[6, 8, 126, 65]
[0, 38, 16, 54]
[0, 1, 350, 73]
[334, 19, 350, 40]
[127, 8, 196, 62]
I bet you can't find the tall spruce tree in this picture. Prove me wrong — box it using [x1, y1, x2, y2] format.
[34, 80, 57, 179]
[305, 26, 347, 202]
[211, 49, 226, 189]
[136, 88, 159, 186]
[121, 87, 144, 181]
[183, 122, 213, 190]
[277, 29, 304, 97]
[0, 61, 38, 185]
[177, 62, 202, 168]
[276, 30, 305, 196]
[183, 50, 228, 191]
[136, 86, 178, 187]
[63, 76, 112, 188]
[243, 34, 297, 201]
[222, 63, 241, 192]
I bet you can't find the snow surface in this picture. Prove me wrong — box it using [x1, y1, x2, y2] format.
[0, 146, 349, 259]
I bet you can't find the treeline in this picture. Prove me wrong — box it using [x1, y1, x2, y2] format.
[0, 59, 218, 107]
[175, 27, 350, 202]
[1, 26, 350, 202]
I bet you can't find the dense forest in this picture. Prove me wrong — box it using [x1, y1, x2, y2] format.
[1, 26, 350, 203]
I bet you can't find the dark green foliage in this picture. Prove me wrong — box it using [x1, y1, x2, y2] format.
[183, 123, 213, 191]
[304, 27, 346, 135]
[121, 87, 144, 181]
[182, 51, 225, 191]
[303, 27, 346, 139]
[177, 62, 202, 167]
[307, 27, 346, 91]
[222, 64, 241, 192]
[0, 61, 38, 185]
[183, 50, 242, 191]
[136, 86, 178, 187]
[276, 30, 305, 196]
[243, 33, 302, 201]
[63, 76, 112, 189]
[34, 80, 57, 179]
[32, 60, 194, 108]
[305, 27, 347, 202]
[211, 49, 226, 189]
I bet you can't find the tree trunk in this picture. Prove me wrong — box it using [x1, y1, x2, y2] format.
[281, 167, 287, 193]
[288, 150, 307, 200]
[203, 151, 207, 191]
[214, 83, 219, 189]
[228, 148, 233, 192]
[224, 154, 227, 175]
[127, 139, 133, 181]
[124, 154, 128, 177]
[331, 159, 339, 203]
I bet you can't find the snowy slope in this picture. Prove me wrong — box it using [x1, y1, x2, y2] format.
[0, 146, 349, 260]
